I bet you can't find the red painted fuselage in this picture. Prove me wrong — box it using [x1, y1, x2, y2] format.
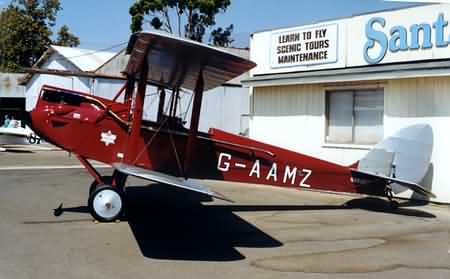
[31, 86, 361, 196]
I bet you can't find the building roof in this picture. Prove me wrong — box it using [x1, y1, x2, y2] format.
[51, 45, 116, 72]
[20, 45, 116, 85]
[20, 40, 250, 87]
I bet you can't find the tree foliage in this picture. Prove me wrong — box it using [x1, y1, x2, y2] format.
[0, 0, 79, 72]
[210, 23, 233, 47]
[129, 0, 233, 44]
[54, 25, 80, 47]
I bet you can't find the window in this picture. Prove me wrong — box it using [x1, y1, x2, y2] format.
[326, 89, 384, 145]
[42, 90, 85, 106]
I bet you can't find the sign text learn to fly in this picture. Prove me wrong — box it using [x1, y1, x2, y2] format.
[271, 24, 338, 68]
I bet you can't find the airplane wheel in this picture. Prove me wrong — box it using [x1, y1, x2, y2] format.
[89, 172, 127, 194]
[88, 185, 123, 222]
[89, 176, 112, 194]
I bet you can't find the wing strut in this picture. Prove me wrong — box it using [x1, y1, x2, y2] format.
[124, 49, 149, 164]
[183, 71, 204, 177]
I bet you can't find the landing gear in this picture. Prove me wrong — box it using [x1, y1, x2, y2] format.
[385, 187, 400, 210]
[87, 171, 127, 222]
[76, 155, 128, 222]
[89, 171, 127, 194]
[88, 185, 124, 222]
[89, 176, 112, 194]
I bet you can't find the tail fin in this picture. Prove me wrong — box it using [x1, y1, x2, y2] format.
[353, 124, 434, 198]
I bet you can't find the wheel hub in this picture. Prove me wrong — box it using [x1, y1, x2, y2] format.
[92, 189, 122, 219]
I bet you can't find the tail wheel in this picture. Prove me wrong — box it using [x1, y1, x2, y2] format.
[88, 185, 123, 222]
[385, 187, 400, 210]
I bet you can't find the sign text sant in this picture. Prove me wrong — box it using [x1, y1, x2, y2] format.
[364, 13, 450, 64]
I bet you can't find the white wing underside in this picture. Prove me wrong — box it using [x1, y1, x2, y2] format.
[113, 163, 232, 202]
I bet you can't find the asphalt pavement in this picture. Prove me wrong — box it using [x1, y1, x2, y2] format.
[0, 149, 449, 279]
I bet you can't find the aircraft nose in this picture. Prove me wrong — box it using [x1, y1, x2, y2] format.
[28, 107, 46, 135]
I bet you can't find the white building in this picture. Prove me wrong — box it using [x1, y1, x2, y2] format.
[244, 4, 450, 203]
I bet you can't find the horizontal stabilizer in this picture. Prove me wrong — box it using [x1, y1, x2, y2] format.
[113, 163, 232, 202]
[351, 169, 436, 198]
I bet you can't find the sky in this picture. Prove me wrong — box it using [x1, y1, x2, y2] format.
[0, 0, 424, 50]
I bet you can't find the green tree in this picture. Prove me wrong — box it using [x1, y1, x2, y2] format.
[210, 24, 233, 47]
[54, 25, 80, 47]
[129, 0, 233, 43]
[0, 0, 79, 72]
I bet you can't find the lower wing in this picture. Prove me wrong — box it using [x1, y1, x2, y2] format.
[113, 163, 233, 202]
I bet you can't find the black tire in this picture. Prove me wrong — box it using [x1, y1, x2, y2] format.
[89, 176, 113, 195]
[88, 185, 124, 222]
[89, 172, 127, 194]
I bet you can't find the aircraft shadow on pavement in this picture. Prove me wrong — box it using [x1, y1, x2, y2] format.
[123, 185, 282, 261]
[343, 197, 436, 218]
[1, 149, 34, 153]
[56, 185, 435, 261]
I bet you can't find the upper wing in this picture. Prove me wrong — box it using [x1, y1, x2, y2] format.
[113, 163, 233, 202]
[351, 168, 436, 198]
[124, 31, 256, 91]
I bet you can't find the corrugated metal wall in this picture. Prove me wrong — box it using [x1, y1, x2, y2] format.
[201, 86, 249, 134]
[384, 77, 450, 203]
[385, 77, 450, 117]
[0, 73, 25, 98]
[252, 84, 323, 116]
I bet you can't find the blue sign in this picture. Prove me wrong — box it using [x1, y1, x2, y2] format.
[364, 13, 449, 64]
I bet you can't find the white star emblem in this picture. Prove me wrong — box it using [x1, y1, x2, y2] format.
[100, 130, 117, 146]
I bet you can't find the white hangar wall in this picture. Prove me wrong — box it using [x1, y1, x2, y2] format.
[250, 84, 368, 165]
[200, 86, 250, 135]
[249, 77, 450, 203]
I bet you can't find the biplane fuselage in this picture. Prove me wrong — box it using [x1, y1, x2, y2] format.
[31, 85, 358, 195]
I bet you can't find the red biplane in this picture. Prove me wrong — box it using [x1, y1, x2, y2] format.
[29, 31, 435, 222]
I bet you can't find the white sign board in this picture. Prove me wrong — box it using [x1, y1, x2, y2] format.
[270, 24, 338, 68]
